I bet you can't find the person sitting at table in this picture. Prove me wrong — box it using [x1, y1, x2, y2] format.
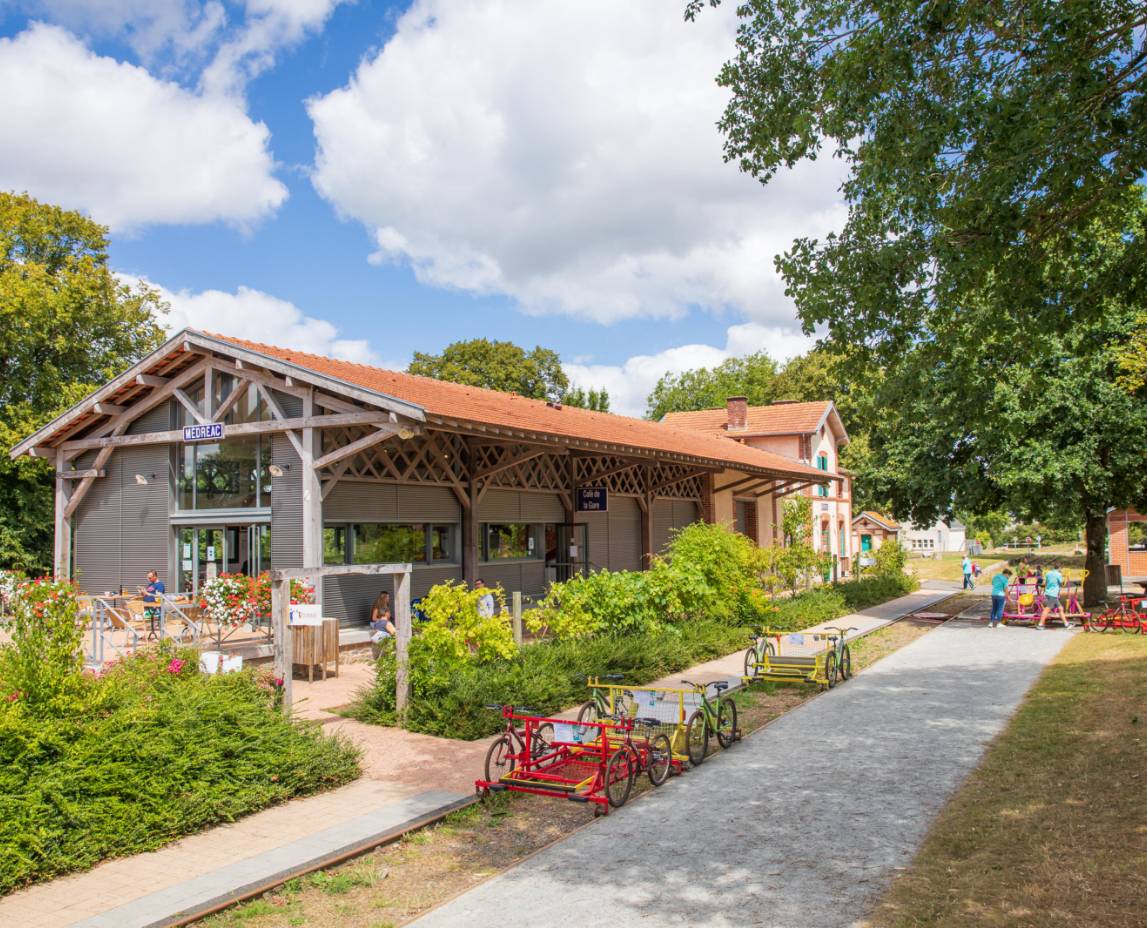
[137, 570, 165, 640]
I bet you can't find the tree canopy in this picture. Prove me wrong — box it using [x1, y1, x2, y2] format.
[691, 0, 1147, 354]
[644, 352, 780, 420]
[408, 338, 610, 411]
[693, 0, 1147, 601]
[0, 191, 166, 570]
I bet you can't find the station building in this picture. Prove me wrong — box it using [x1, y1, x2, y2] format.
[12, 330, 832, 626]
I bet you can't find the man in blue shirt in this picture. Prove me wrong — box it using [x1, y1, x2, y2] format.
[962, 555, 973, 590]
[1039, 566, 1072, 629]
[139, 570, 165, 640]
[989, 568, 1012, 628]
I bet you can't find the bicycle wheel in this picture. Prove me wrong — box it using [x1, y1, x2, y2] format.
[716, 698, 738, 749]
[1088, 611, 1110, 633]
[483, 734, 517, 783]
[1120, 609, 1141, 634]
[824, 651, 838, 689]
[685, 709, 709, 766]
[531, 722, 555, 759]
[743, 646, 759, 680]
[576, 700, 599, 737]
[605, 747, 636, 808]
[647, 733, 673, 786]
[840, 645, 853, 680]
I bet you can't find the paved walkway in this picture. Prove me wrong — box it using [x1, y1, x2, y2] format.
[412, 616, 1073, 928]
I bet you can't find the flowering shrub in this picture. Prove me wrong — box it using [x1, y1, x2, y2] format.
[0, 570, 24, 615]
[199, 573, 258, 626]
[251, 572, 314, 619]
[0, 576, 82, 705]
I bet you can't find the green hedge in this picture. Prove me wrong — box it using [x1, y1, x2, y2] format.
[351, 571, 918, 740]
[0, 649, 359, 895]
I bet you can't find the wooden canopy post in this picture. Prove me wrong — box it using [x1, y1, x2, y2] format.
[270, 563, 412, 718]
[394, 569, 412, 714]
[271, 576, 293, 714]
[53, 449, 72, 579]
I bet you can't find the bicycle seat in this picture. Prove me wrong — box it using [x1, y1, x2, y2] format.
[710, 681, 729, 692]
[604, 673, 625, 680]
[634, 716, 660, 727]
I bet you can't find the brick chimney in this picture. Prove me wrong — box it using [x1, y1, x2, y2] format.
[726, 396, 748, 431]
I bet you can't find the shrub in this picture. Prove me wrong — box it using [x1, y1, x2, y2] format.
[351, 620, 751, 739]
[0, 577, 83, 707]
[410, 581, 517, 693]
[0, 647, 359, 894]
[871, 540, 907, 579]
[528, 569, 661, 639]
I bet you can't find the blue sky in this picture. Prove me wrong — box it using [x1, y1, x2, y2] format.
[0, 1, 844, 414]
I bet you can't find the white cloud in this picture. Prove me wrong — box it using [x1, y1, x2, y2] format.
[564, 324, 816, 418]
[201, 0, 348, 97]
[134, 276, 381, 365]
[0, 24, 287, 229]
[18, 1, 226, 63]
[309, 0, 846, 326]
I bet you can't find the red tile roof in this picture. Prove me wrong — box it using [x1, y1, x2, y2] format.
[854, 511, 900, 530]
[208, 333, 826, 481]
[662, 401, 833, 436]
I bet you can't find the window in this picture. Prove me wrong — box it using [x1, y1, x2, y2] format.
[323, 526, 347, 566]
[323, 523, 458, 566]
[482, 523, 539, 560]
[173, 379, 271, 510]
[354, 524, 427, 563]
[816, 452, 830, 497]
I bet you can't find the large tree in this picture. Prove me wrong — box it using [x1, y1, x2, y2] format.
[645, 352, 780, 419]
[693, 0, 1147, 602]
[409, 339, 568, 403]
[0, 192, 166, 571]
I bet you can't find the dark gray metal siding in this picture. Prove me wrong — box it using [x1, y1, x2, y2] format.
[652, 498, 700, 554]
[477, 489, 520, 522]
[575, 510, 609, 572]
[520, 492, 564, 522]
[607, 496, 642, 572]
[73, 405, 170, 594]
[397, 485, 459, 522]
[270, 432, 302, 570]
[324, 483, 398, 522]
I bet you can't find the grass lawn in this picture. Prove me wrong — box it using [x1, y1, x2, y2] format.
[865, 632, 1147, 928]
[908, 553, 1003, 583]
[195, 609, 957, 928]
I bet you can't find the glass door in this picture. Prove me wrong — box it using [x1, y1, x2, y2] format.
[177, 524, 270, 596]
[549, 523, 590, 582]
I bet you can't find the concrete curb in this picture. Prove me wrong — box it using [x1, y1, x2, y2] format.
[69, 790, 475, 928]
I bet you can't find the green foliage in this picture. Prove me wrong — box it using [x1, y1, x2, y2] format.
[0, 577, 82, 706]
[0, 648, 359, 893]
[0, 192, 166, 571]
[1115, 312, 1147, 394]
[561, 385, 611, 412]
[352, 620, 752, 739]
[693, 1, 1147, 602]
[870, 540, 907, 579]
[656, 520, 769, 623]
[529, 569, 661, 639]
[408, 338, 569, 403]
[645, 351, 779, 420]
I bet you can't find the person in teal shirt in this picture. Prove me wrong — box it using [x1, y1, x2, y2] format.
[962, 555, 973, 590]
[989, 569, 1011, 627]
[1039, 567, 1072, 628]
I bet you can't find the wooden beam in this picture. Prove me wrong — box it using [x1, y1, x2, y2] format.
[474, 447, 546, 481]
[320, 460, 352, 500]
[60, 411, 394, 452]
[92, 402, 126, 416]
[774, 481, 813, 498]
[63, 429, 125, 518]
[213, 377, 250, 420]
[203, 367, 214, 419]
[312, 425, 403, 471]
[395, 570, 411, 714]
[714, 474, 763, 494]
[135, 374, 168, 388]
[173, 388, 208, 425]
[256, 383, 305, 459]
[271, 579, 292, 715]
[53, 450, 70, 578]
[56, 469, 105, 479]
[650, 466, 712, 495]
[269, 563, 413, 580]
[301, 389, 324, 604]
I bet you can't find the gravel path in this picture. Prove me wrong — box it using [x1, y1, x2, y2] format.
[412, 618, 1072, 928]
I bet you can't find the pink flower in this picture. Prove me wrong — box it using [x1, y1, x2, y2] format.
[5, 691, 20, 702]
[273, 677, 284, 688]
[166, 658, 185, 674]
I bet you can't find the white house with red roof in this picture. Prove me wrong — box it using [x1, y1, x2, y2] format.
[663, 398, 854, 576]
